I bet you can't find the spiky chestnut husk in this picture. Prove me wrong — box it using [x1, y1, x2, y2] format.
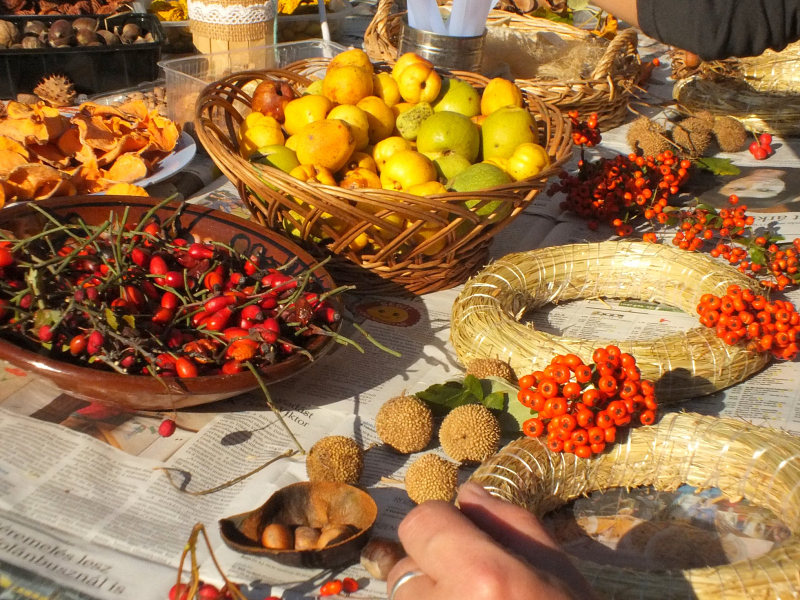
[627, 117, 670, 158]
[672, 117, 713, 157]
[34, 74, 76, 108]
[713, 116, 748, 152]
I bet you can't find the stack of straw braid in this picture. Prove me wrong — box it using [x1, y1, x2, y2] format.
[470, 412, 800, 600]
[450, 242, 770, 402]
[673, 41, 800, 134]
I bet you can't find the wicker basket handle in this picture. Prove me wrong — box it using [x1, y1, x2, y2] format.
[590, 28, 638, 80]
[373, 0, 396, 39]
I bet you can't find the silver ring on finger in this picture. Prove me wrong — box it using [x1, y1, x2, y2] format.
[388, 570, 425, 600]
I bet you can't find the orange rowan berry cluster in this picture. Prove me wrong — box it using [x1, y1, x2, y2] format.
[696, 285, 800, 360]
[670, 195, 800, 290]
[569, 110, 601, 147]
[517, 347, 658, 458]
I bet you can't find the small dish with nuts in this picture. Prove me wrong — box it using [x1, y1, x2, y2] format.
[218, 481, 377, 568]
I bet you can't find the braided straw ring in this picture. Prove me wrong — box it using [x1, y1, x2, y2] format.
[450, 241, 770, 402]
[471, 412, 800, 600]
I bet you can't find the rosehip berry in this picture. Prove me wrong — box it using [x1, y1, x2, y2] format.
[158, 419, 177, 437]
[320, 580, 343, 596]
[38, 325, 53, 342]
[342, 577, 359, 593]
[749, 141, 762, 154]
[759, 133, 773, 146]
[198, 583, 221, 600]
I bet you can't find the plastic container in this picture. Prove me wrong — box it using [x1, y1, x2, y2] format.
[0, 14, 165, 99]
[276, 11, 351, 43]
[159, 39, 346, 136]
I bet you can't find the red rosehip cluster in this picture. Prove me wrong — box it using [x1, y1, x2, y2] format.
[517, 347, 658, 458]
[749, 133, 773, 161]
[696, 285, 800, 360]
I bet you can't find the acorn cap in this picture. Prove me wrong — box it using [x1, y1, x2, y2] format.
[404, 454, 458, 504]
[439, 403, 500, 464]
[306, 436, 364, 485]
[375, 394, 434, 454]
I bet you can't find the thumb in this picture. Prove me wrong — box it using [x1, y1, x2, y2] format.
[457, 482, 598, 600]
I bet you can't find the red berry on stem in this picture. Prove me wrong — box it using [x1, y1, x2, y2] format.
[759, 133, 773, 146]
[198, 583, 221, 600]
[752, 146, 769, 160]
[749, 141, 761, 155]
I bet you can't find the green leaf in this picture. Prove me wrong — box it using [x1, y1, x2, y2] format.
[482, 392, 505, 411]
[695, 203, 720, 213]
[464, 374, 484, 401]
[531, 6, 573, 23]
[566, 0, 589, 10]
[749, 247, 767, 266]
[694, 158, 741, 176]
[105, 308, 119, 331]
[123, 314, 136, 329]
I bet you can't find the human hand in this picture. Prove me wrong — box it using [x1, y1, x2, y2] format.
[386, 482, 598, 600]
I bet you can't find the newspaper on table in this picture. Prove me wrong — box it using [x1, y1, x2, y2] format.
[7, 69, 800, 597]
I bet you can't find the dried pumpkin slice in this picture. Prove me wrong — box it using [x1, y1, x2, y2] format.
[105, 182, 149, 196]
[6, 164, 73, 201]
[0, 118, 51, 145]
[28, 143, 71, 169]
[56, 127, 83, 157]
[0, 150, 28, 176]
[73, 114, 119, 151]
[105, 153, 148, 183]
[0, 135, 29, 159]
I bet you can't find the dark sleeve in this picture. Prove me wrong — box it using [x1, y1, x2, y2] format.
[637, 0, 800, 59]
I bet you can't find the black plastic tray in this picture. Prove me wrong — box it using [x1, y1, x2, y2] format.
[0, 13, 165, 98]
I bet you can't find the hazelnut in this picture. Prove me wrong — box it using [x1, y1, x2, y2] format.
[294, 526, 321, 550]
[360, 538, 406, 581]
[261, 523, 293, 550]
[316, 524, 358, 549]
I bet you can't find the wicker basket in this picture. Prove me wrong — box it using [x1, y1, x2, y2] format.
[364, 0, 641, 130]
[194, 60, 572, 295]
[450, 241, 770, 402]
[471, 412, 800, 600]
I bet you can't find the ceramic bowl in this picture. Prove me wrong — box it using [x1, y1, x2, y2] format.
[219, 481, 377, 568]
[0, 196, 341, 410]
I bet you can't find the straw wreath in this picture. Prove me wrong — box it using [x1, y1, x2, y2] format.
[450, 241, 770, 402]
[470, 412, 800, 600]
[364, 0, 640, 130]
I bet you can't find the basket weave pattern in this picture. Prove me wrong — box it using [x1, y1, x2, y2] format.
[364, 0, 641, 130]
[471, 412, 800, 600]
[450, 241, 770, 402]
[195, 61, 572, 295]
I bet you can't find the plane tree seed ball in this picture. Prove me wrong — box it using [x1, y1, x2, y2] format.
[306, 436, 364, 485]
[439, 403, 500, 463]
[466, 357, 514, 382]
[404, 454, 458, 504]
[375, 394, 433, 454]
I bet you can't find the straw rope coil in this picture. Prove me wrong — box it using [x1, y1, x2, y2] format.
[470, 412, 800, 600]
[450, 241, 770, 402]
[364, 0, 641, 130]
[673, 41, 800, 135]
[194, 61, 572, 295]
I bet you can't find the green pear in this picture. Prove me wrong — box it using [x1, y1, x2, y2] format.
[432, 78, 480, 118]
[448, 162, 512, 194]
[481, 107, 538, 160]
[250, 145, 300, 173]
[434, 154, 472, 181]
[304, 79, 324, 96]
[416, 111, 480, 163]
[395, 102, 434, 141]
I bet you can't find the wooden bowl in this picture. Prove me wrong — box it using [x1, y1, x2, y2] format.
[0, 196, 341, 411]
[219, 481, 377, 568]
